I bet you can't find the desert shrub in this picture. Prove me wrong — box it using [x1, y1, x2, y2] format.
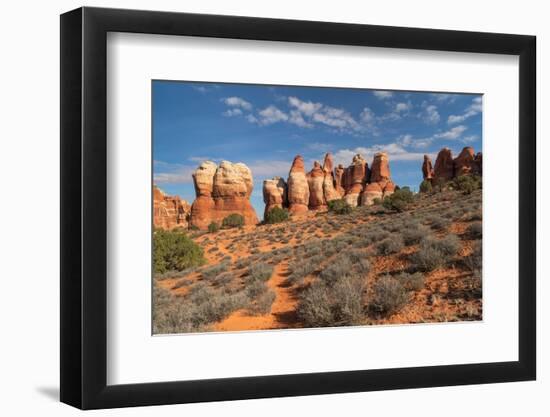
[319, 256, 355, 287]
[201, 261, 230, 279]
[464, 240, 482, 272]
[297, 282, 333, 326]
[331, 276, 365, 324]
[250, 289, 276, 315]
[297, 276, 365, 328]
[246, 280, 268, 299]
[372, 197, 383, 205]
[207, 221, 220, 233]
[419, 180, 433, 193]
[247, 262, 273, 283]
[171, 277, 194, 290]
[153, 282, 249, 333]
[410, 235, 461, 271]
[383, 187, 414, 212]
[153, 229, 206, 274]
[453, 175, 482, 194]
[195, 291, 248, 324]
[375, 235, 404, 255]
[211, 271, 234, 287]
[464, 210, 483, 221]
[402, 226, 429, 246]
[265, 207, 289, 224]
[430, 216, 451, 231]
[222, 213, 245, 228]
[328, 199, 353, 215]
[466, 222, 482, 239]
[370, 276, 409, 315]
[288, 259, 317, 285]
[155, 267, 196, 280]
[153, 285, 197, 334]
[433, 177, 447, 193]
[235, 257, 252, 269]
[395, 271, 425, 291]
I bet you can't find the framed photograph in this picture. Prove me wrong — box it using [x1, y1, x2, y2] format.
[60, 6, 536, 409]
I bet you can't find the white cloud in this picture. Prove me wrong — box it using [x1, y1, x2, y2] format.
[462, 135, 479, 143]
[246, 114, 258, 124]
[360, 107, 376, 125]
[430, 93, 458, 103]
[222, 96, 252, 111]
[434, 125, 468, 140]
[333, 143, 427, 167]
[447, 96, 482, 124]
[420, 103, 441, 125]
[289, 110, 314, 128]
[257, 105, 289, 125]
[288, 96, 322, 116]
[395, 101, 412, 113]
[222, 108, 242, 117]
[153, 162, 195, 184]
[312, 105, 361, 132]
[307, 142, 333, 152]
[372, 90, 394, 99]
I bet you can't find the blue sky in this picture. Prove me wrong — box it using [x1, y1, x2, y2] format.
[153, 81, 482, 219]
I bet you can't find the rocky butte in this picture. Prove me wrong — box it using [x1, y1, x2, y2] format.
[153, 186, 191, 230]
[263, 152, 397, 216]
[423, 146, 482, 183]
[189, 160, 259, 229]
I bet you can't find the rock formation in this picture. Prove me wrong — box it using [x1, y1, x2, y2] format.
[428, 146, 483, 184]
[342, 154, 368, 207]
[263, 152, 398, 216]
[453, 146, 476, 177]
[322, 153, 341, 202]
[422, 155, 434, 182]
[306, 161, 327, 210]
[334, 164, 346, 196]
[361, 182, 383, 206]
[433, 148, 455, 182]
[369, 152, 391, 184]
[263, 177, 287, 218]
[364, 152, 395, 203]
[287, 155, 310, 214]
[153, 186, 190, 230]
[189, 160, 258, 229]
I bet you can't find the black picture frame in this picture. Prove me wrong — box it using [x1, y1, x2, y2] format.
[60, 6, 536, 410]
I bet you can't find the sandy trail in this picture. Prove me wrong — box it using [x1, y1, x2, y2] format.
[214, 261, 299, 331]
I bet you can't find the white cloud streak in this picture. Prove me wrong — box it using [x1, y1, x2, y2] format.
[221, 96, 253, 111]
[448, 96, 482, 124]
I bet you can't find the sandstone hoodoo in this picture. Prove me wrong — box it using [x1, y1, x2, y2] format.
[432, 148, 455, 182]
[262, 151, 398, 217]
[361, 152, 395, 205]
[422, 155, 434, 181]
[189, 160, 258, 229]
[334, 164, 346, 196]
[153, 186, 190, 230]
[262, 177, 288, 218]
[306, 161, 327, 210]
[342, 154, 368, 207]
[427, 146, 483, 184]
[287, 155, 310, 214]
[322, 153, 341, 203]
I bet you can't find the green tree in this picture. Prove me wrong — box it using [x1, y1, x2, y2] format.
[222, 213, 245, 228]
[207, 221, 220, 233]
[264, 207, 289, 224]
[382, 187, 415, 212]
[327, 199, 353, 215]
[153, 229, 206, 274]
[419, 180, 433, 193]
